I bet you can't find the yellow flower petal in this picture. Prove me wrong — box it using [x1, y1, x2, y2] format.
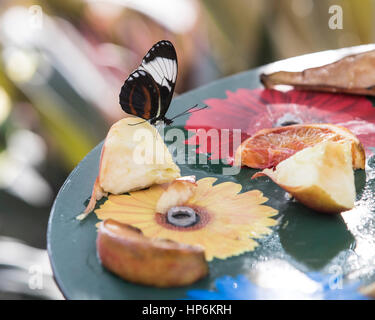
[95, 177, 278, 261]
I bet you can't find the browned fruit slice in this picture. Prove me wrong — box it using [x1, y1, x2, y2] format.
[260, 49, 375, 96]
[360, 282, 375, 298]
[96, 219, 208, 287]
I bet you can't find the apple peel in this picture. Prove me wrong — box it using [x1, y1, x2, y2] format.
[97, 219, 208, 287]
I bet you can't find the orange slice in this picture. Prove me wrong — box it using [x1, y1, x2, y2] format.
[234, 123, 365, 169]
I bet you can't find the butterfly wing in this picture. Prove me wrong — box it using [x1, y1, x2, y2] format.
[119, 70, 160, 120]
[139, 40, 177, 120]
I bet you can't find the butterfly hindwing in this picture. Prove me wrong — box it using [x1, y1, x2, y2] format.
[119, 70, 160, 120]
[119, 40, 178, 124]
[139, 40, 177, 120]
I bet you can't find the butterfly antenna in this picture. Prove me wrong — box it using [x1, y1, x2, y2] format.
[170, 104, 208, 121]
[127, 119, 150, 126]
[187, 105, 208, 114]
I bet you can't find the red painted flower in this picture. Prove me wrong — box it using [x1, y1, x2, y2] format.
[185, 88, 375, 163]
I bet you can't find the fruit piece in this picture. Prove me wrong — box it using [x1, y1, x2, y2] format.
[96, 219, 208, 287]
[77, 117, 181, 219]
[234, 123, 365, 170]
[99, 117, 181, 193]
[252, 141, 356, 214]
[260, 49, 375, 96]
[156, 177, 197, 214]
[359, 282, 375, 298]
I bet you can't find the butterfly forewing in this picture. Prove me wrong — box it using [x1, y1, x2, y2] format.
[119, 70, 160, 120]
[139, 40, 177, 119]
[119, 40, 178, 124]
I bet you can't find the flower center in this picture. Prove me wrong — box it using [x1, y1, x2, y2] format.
[167, 206, 199, 227]
[155, 205, 210, 231]
[275, 113, 303, 127]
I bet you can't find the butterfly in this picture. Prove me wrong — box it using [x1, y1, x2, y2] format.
[119, 40, 206, 125]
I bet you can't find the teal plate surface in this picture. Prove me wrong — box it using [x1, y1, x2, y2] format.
[48, 45, 375, 299]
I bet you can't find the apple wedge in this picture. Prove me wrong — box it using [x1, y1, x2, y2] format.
[252, 141, 356, 214]
[97, 219, 208, 287]
[77, 117, 181, 219]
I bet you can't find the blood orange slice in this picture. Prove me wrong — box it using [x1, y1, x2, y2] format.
[234, 123, 365, 169]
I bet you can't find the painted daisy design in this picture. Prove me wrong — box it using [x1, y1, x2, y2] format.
[95, 177, 278, 261]
[185, 88, 375, 163]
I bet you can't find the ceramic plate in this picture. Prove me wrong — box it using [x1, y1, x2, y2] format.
[48, 45, 375, 299]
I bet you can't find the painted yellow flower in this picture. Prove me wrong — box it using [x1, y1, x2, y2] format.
[95, 177, 278, 261]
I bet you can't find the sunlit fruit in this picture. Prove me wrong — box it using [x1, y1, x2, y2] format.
[234, 123, 365, 169]
[78, 116, 181, 219]
[252, 141, 356, 214]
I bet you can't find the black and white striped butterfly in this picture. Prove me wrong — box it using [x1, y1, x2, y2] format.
[119, 40, 205, 125]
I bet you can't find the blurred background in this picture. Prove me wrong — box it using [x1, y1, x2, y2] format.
[0, 0, 373, 299]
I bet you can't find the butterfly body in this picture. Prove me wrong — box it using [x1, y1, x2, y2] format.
[120, 40, 177, 125]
